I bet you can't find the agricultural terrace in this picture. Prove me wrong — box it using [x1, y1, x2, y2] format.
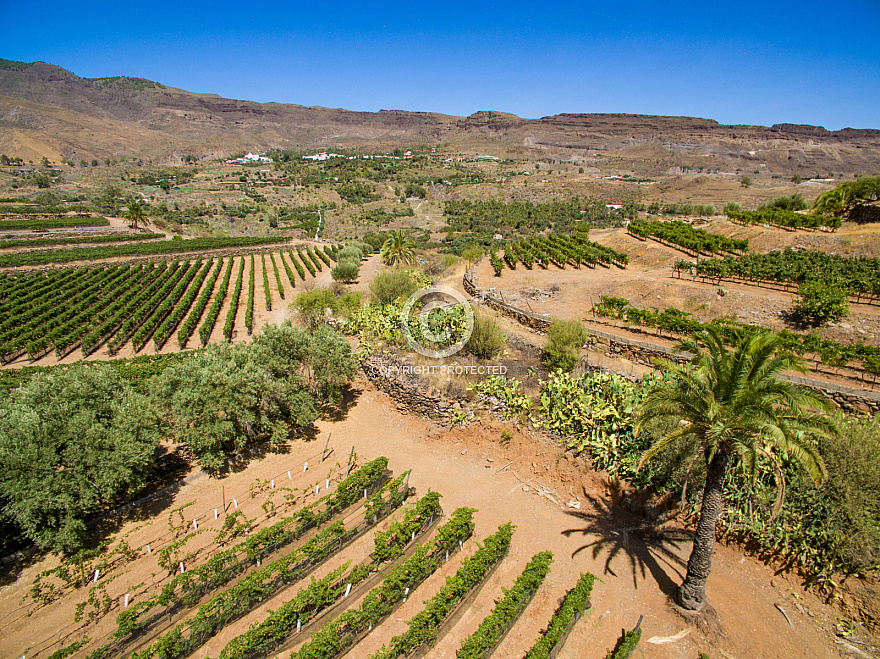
[0, 241, 345, 365]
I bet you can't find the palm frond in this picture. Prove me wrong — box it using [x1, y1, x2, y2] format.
[636, 329, 836, 506]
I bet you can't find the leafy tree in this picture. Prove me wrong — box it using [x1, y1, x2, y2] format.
[542, 318, 588, 373]
[251, 321, 358, 405]
[461, 245, 484, 265]
[152, 339, 318, 472]
[381, 230, 417, 266]
[723, 201, 742, 216]
[30, 172, 51, 188]
[794, 279, 850, 325]
[759, 193, 807, 212]
[817, 414, 880, 571]
[634, 330, 835, 610]
[361, 232, 386, 253]
[740, 174, 751, 188]
[369, 268, 419, 306]
[404, 182, 427, 199]
[93, 185, 123, 216]
[40, 156, 49, 168]
[0, 365, 161, 551]
[331, 258, 360, 282]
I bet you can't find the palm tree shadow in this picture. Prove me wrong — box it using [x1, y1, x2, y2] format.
[562, 495, 690, 598]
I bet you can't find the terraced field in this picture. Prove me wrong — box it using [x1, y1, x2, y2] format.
[0, 243, 342, 365]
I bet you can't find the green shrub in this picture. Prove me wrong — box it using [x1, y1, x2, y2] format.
[466, 311, 506, 359]
[349, 240, 374, 256]
[361, 232, 386, 252]
[337, 245, 363, 262]
[336, 291, 364, 319]
[369, 268, 420, 306]
[817, 415, 880, 572]
[461, 245, 484, 264]
[542, 318, 588, 372]
[0, 365, 160, 551]
[794, 279, 850, 325]
[293, 288, 338, 327]
[759, 192, 808, 212]
[331, 258, 360, 282]
[723, 201, 742, 216]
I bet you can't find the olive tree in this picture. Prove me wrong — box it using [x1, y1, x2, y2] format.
[0, 365, 161, 551]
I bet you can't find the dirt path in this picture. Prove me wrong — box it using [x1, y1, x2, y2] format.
[251, 252, 292, 330]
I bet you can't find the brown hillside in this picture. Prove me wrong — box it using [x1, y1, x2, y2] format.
[1, 59, 879, 175]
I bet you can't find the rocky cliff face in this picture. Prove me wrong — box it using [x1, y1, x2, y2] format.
[1, 58, 879, 173]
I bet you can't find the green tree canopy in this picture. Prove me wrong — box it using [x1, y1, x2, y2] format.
[293, 288, 339, 328]
[0, 365, 161, 551]
[151, 324, 355, 473]
[369, 268, 420, 306]
[795, 279, 850, 325]
[542, 318, 588, 373]
[251, 320, 358, 405]
[331, 258, 360, 282]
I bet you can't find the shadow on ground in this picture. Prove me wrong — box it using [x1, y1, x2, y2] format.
[562, 494, 690, 598]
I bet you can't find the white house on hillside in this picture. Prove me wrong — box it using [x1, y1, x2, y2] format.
[226, 152, 273, 164]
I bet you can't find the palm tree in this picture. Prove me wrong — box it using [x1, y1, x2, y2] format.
[380, 230, 416, 267]
[814, 187, 847, 215]
[123, 199, 147, 230]
[634, 329, 836, 611]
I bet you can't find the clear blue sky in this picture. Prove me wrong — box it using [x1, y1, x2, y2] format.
[2, 0, 879, 130]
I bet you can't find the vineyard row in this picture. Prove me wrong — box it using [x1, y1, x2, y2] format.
[0, 245, 340, 362]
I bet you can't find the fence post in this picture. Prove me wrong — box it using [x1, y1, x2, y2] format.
[322, 433, 332, 461]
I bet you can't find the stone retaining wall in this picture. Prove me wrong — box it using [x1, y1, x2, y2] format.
[360, 354, 474, 423]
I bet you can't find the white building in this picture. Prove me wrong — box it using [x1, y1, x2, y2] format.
[226, 152, 273, 164]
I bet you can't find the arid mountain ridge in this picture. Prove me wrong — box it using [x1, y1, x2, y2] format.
[1, 58, 879, 174]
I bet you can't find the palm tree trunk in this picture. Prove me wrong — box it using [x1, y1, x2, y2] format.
[677, 449, 731, 610]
